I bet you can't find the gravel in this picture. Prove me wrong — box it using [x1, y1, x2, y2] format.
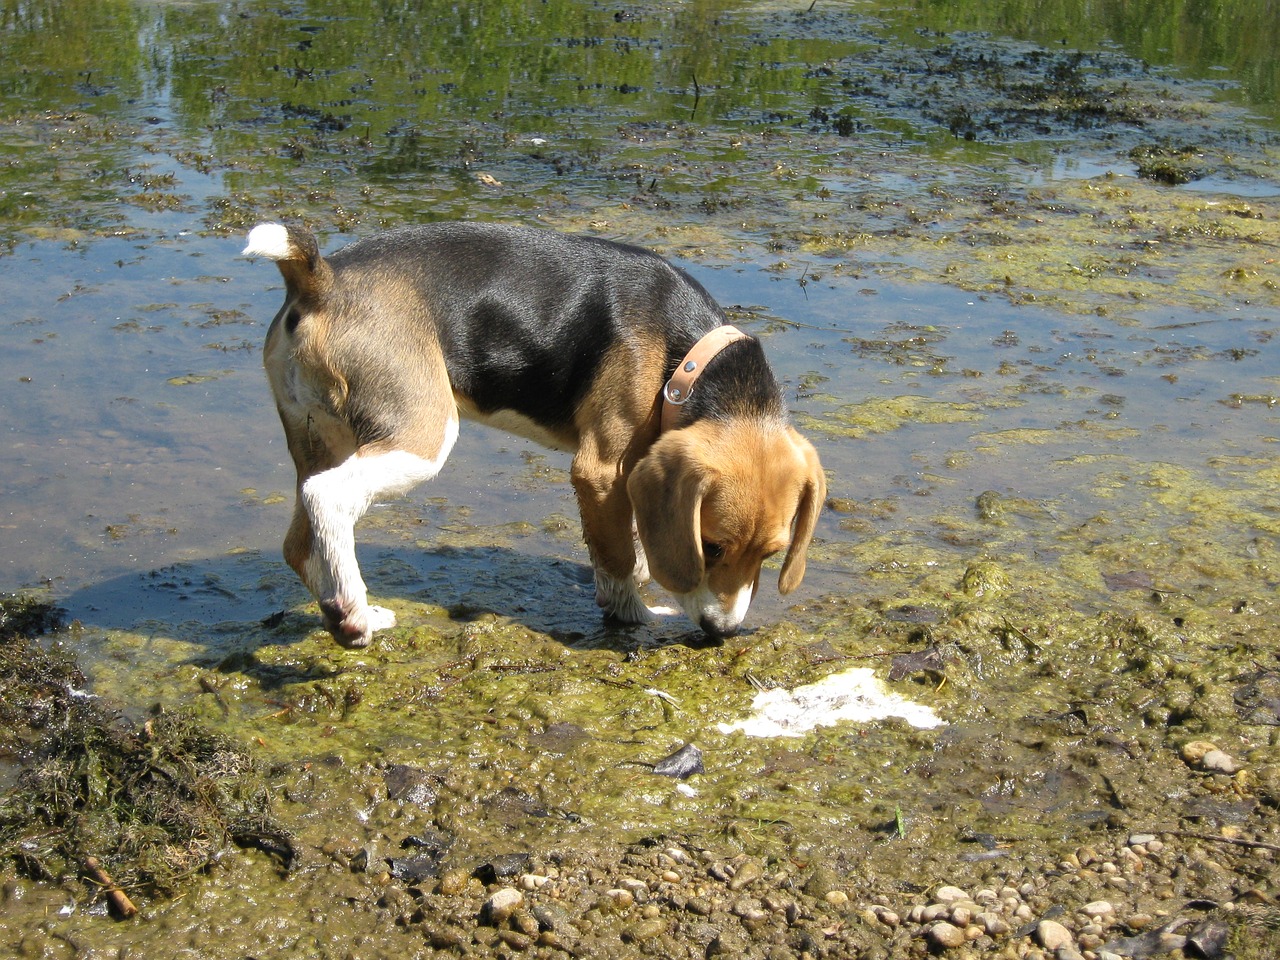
[357, 827, 1280, 959]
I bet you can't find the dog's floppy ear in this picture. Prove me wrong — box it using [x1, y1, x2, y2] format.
[628, 438, 714, 594]
[778, 429, 826, 595]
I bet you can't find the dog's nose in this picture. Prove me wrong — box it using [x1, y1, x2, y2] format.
[700, 616, 741, 640]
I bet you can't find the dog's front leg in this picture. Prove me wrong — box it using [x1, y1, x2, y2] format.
[571, 453, 675, 624]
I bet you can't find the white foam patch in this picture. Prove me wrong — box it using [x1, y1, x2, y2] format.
[716, 667, 945, 738]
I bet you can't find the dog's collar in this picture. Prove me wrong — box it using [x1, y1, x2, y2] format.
[660, 325, 748, 433]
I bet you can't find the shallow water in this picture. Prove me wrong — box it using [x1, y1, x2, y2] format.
[1, 0, 1279, 954]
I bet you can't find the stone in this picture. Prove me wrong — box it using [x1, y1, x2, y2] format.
[481, 888, 523, 926]
[934, 885, 969, 903]
[927, 921, 967, 949]
[1200, 749, 1241, 774]
[1035, 919, 1074, 951]
[977, 911, 1010, 936]
[622, 918, 667, 942]
[729, 858, 764, 891]
[1082, 900, 1113, 918]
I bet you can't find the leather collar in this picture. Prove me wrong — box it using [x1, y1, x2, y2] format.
[660, 325, 748, 433]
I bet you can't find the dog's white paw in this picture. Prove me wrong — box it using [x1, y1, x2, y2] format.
[366, 605, 397, 632]
[596, 571, 656, 624]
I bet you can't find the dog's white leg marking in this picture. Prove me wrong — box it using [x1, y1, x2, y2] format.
[302, 419, 459, 646]
[594, 570, 679, 624]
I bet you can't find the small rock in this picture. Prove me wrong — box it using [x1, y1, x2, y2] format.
[728, 858, 764, 891]
[481, 888, 523, 926]
[934, 885, 969, 903]
[1181, 740, 1218, 764]
[497, 929, 532, 951]
[1200, 749, 1241, 774]
[950, 905, 972, 926]
[437, 867, 471, 896]
[803, 866, 840, 899]
[1082, 900, 1113, 918]
[622, 918, 667, 943]
[1036, 919, 1074, 951]
[927, 921, 967, 949]
[824, 890, 849, 906]
[977, 912, 1010, 936]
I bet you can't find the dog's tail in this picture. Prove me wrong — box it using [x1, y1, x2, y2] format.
[243, 222, 332, 302]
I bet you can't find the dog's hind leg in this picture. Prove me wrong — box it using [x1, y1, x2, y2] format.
[301, 437, 456, 646]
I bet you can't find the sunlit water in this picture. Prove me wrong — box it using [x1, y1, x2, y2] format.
[1, 0, 1277, 634]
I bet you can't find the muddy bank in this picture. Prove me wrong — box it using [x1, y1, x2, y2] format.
[4, 553, 1280, 957]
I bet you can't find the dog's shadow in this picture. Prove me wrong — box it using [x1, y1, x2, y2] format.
[60, 543, 716, 671]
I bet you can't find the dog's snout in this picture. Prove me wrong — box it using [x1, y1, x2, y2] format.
[699, 616, 741, 640]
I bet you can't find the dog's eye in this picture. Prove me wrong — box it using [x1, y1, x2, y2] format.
[702, 541, 725, 562]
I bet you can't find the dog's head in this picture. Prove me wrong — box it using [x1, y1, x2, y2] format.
[628, 420, 825, 638]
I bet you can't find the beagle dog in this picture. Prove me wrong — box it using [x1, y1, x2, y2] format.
[244, 221, 825, 647]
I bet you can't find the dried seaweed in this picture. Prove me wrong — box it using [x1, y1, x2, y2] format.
[0, 595, 293, 907]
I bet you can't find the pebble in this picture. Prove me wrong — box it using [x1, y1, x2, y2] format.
[621, 918, 666, 942]
[1082, 900, 1113, 918]
[1200, 749, 1241, 774]
[481, 888, 523, 925]
[977, 911, 1009, 936]
[729, 858, 764, 891]
[927, 921, 967, 949]
[1181, 740, 1217, 764]
[934, 885, 968, 903]
[1035, 919, 1074, 951]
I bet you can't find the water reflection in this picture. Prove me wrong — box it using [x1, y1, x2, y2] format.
[0, 0, 1277, 628]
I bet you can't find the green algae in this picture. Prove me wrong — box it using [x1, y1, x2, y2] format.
[796, 394, 985, 439]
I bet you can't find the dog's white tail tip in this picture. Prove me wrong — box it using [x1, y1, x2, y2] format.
[243, 222, 291, 260]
